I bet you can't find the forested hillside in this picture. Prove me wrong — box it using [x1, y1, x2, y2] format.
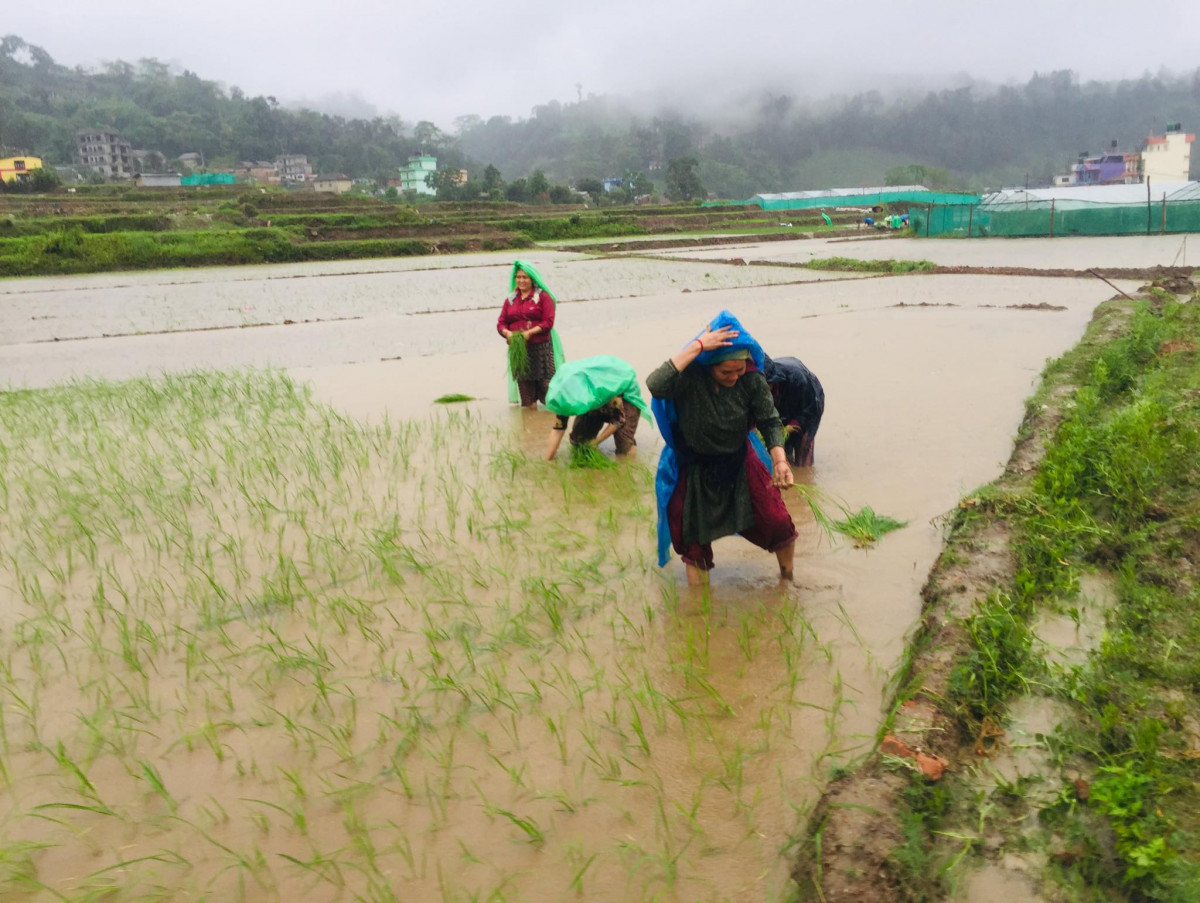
[0, 35, 466, 182]
[2, 33, 1197, 197]
[460, 71, 1200, 195]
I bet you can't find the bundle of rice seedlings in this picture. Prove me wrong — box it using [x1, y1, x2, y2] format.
[785, 485, 903, 548]
[568, 443, 616, 470]
[507, 332, 530, 379]
[434, 393, 475, 404]
[831, 506, 906, 547]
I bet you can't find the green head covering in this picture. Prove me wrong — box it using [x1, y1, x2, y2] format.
[545, 355, 650, 418]
[510, 259, 556, 301]
[708, 347, 751, 364]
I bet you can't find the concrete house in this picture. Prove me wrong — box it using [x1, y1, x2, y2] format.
[314, 174, 353, 194]
[77, 130, 133, 179]
[0, 155, 43, 183]
[1142, 123, 1194, 184]
[276, 154, 313, 184]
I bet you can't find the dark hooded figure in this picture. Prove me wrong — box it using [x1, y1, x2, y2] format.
[763, 355, 824, 467]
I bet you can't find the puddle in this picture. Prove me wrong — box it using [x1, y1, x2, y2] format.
[960, 862, 1043, 902]
[1034, 571, 1117, 669]
[981, 696, 1075, 803]
[0, 251, 1122, 900]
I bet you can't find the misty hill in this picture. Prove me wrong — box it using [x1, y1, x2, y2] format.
[2, 34, 1197, 197]
[0, 35, 466, 183]
[460, 72, 1200, 195]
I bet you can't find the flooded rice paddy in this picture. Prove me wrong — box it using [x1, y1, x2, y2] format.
[669, 231, 1195, 270]
[0, 238, 1138, 900]
[0, 252, 857, 347]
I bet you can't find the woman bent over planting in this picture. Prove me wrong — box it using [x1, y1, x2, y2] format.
[497, 259, 563, 407]
[542, 355, 649, 462]
[648, 311, 797, 585]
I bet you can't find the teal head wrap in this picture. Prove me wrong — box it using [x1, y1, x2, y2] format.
[510, 259, 556, 301]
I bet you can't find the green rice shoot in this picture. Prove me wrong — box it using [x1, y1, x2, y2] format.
[831, 506, 907, 547]
[569, 442, 617, 469]
[507, 332, 529, 378]
[434, 393, 476, 404]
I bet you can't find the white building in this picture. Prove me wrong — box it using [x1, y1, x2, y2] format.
[1142, 123, 1194, 184]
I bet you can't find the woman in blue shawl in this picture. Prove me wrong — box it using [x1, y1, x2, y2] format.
[648, 312, 797, 584]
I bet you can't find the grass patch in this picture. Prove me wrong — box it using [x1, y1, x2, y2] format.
[0, 225, 533, 276]
[893, 294, 1200, 899]
[805, 257, 935, 274]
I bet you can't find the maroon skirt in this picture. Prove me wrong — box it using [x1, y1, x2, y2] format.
[666, 444, 796, 570]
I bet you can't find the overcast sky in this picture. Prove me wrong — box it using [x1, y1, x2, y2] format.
[13, 0, 1200, 127]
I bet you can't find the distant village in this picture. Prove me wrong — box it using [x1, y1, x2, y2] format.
[0, 122, 1193, 203]
[0, 129, 457, 197]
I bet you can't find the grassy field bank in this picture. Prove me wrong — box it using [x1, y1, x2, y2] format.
[793, 280, 1200, 901]
[0, 188, 862, 277]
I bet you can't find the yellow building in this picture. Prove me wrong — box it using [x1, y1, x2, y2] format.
[0, 155, 44, 183]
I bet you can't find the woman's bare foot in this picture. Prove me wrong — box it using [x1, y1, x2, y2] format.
[685, 563, 709, 586]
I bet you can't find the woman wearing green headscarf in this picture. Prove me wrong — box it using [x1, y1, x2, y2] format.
[496, 259, 565, 407]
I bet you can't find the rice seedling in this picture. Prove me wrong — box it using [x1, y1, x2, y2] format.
[568, 443, 617, 470]
[830, 506, 907, 547]
[433, 393, 476, 404]
[0, 368, 842, 902]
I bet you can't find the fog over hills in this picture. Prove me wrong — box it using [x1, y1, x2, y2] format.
[4, 5, 1199, 196]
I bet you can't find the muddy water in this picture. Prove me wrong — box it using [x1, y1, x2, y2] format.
[667, 232, 1197, 270]
[301, 274, 1118, 899]
[305, 272, 1119, 729]
[0, 254, 1125, 901]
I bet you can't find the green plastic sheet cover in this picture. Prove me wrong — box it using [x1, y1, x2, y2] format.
[544, 355, 650, 417]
